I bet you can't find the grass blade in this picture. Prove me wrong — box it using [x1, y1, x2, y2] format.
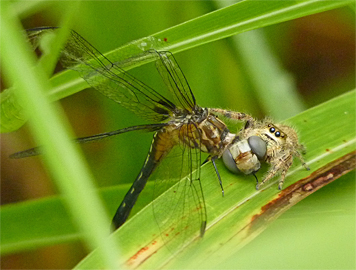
[1, 0, 353, 132]
[0, 3, 120, 268]
[2, 89, 353, 266]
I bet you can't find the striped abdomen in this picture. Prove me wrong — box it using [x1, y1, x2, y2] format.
[112, 127, 179, 229]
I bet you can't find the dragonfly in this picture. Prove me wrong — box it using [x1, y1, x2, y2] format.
[12, 27, 255, 250]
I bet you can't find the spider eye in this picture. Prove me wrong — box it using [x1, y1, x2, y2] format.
[269, 127, 275, 133]
[248, 136, 267, 160]
[275, 131, 280, 137]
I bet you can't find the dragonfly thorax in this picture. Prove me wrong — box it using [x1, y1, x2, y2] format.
[171, 106, 208, 124]
[173, 111, 231, 156]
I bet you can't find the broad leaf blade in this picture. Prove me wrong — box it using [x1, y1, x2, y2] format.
[1, 90, 354, 266]
[74, 90, 355, 269]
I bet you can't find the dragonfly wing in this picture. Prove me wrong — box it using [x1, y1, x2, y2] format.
[154, 51, 196, 112]
[27, 28, 177, 122]
[113, 49, 196, 112]
[152, 141, 207, 253]
[64, 30, 180, 122]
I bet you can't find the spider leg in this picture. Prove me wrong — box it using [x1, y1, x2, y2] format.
[210, 108, 254, 122]
[256, 154, 293, 190]
[294, 149, 310, 171]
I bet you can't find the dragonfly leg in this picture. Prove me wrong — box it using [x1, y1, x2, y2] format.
[202, 156, 211, 165]
[211, 156, 224, 197]
[202, 156, 224, 196]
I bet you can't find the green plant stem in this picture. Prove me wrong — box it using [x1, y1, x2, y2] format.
[0, 3, 120, 269]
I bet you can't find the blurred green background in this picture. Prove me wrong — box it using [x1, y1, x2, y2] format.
[1, 1, 354, 269]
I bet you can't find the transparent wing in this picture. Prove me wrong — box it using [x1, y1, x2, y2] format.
[63, 30, 181, 122]
[27, 28, 178, 122]
[154, 52, 196, 112]
[151, 135, 207, 252]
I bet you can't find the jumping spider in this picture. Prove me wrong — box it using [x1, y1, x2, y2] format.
[223, 118, 310, 190]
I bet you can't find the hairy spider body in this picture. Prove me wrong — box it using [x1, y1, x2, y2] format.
[223, 118, 309, 190]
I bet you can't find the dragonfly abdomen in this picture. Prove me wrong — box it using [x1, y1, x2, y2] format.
[112, 128, 178, 229]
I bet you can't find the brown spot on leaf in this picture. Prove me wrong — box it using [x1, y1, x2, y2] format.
[249, 151, 355, 232]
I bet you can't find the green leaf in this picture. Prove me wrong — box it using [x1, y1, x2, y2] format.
[2, 1, 354, 269]
[0, 184, 145, 255]
[0, 2, 121, 268]
[1, 0, 353, 132]
[75, 90, 355, 269]
[2, 90, 354, 268]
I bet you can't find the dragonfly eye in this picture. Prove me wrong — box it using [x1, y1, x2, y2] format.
[222, 148, 239, 174]
[248, 136, 267, 160]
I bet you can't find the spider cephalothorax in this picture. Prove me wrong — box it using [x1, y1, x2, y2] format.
[223, 118, 309, 190]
